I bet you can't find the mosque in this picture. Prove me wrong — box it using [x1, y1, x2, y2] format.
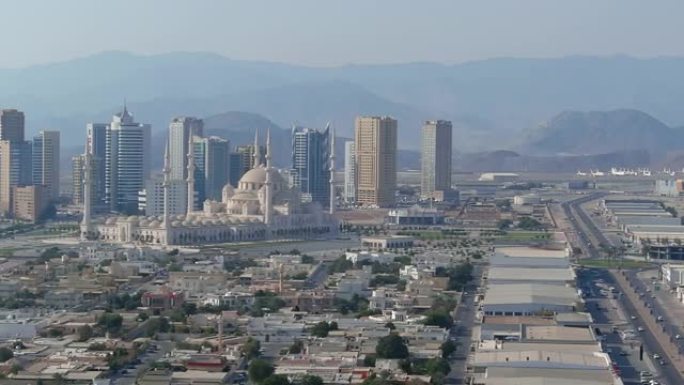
[80, 130, 339, 246]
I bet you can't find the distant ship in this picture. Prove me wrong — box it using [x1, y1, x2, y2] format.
[590, 169, 605, 177]
[576, 170, 587, 176]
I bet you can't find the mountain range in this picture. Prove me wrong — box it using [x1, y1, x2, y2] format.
[7, 51, 684, 171]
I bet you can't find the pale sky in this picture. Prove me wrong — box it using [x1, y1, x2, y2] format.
[2, 0, 683, 68]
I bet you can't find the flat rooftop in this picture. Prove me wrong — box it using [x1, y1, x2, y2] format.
[483, 315, 556, 326]
[483, 283, 577, 307]
[617, 215, 681, 226]
[524, 325, 594, 342]
[488, 267, 575, 283]
[490, 253, 570, 269]
[496, 246, 568, 259]
[473, 350, 608, 369]
[483, 367, 617, 385]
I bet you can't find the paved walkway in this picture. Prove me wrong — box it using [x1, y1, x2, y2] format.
[612, 270, 684, 375]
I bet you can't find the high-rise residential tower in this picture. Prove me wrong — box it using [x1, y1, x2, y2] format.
[168, 117, 204, 181]
[104, 106, 151, 214]
[354, 116, 397, 207]
[420, 120, 452, 199]
[86, 123, 108, 206]
[32, 130, 61, 201]
[0, 109, 25, 142]
[344, 141, 356, 203]
[290, 125, 330, 206]
[0, 140, 32, 214]
[194, 136, 231, 201]
[0, 109, 30, 215]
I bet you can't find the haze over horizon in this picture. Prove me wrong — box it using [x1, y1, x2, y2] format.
[2, 0, 684, 68]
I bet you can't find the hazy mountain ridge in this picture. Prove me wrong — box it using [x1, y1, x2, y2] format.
[522, 109, 684, 156]
[8, 51, 684, 153]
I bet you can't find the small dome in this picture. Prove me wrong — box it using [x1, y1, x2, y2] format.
[139, 220, 149, 227]
[149, 220, 160, 228]
[105, 217, 117, 225]
[127, 216, 139, 223]
[171, 221, 181, 227]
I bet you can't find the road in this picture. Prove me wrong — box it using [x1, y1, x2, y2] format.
[578, 268, 658, 385]
[447, 263, 484, 384]
[563, 193, 682, 385]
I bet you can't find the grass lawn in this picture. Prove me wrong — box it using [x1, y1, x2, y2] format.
[578, 258, 651, 269]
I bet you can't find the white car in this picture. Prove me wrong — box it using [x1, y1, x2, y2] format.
[638, 326, 645, 332]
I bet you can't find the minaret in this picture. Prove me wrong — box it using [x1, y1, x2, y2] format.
[186, 134, 195, 216]
[264, 129, 273, 225]
[328, 124, 336, 215]
[162, 141, 171, 229]
[253, 129, 261, 168]
[80, 151, 93, 241]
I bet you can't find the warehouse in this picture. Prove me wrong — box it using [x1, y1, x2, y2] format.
[481, 283, 579, 316]
[487, 267, 575, 285]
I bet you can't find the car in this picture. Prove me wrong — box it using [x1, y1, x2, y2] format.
[631, 315, 637, 320]
[657, 316, 663, 322]
[653, 353, 661, 359]
[676, 334, 681, 340]
[619, 351, 630, 356]
[638, 327, 645, 332]
[658, 359, 667, 366]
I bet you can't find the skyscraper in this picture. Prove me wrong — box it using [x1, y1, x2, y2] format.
[0, 140, 32, 214]
[32, 130, 60, 201]
[86, 123, 108, 206]
[421, 120, 452, 199]
[354, 116, 397, 207]
[0, 109, 25, 142]
[290, 126, 330, 206]
[0, 109, 30, 216]
[72, 154, 85, 205]
[344, 141, 356, 203]
[104, 107, 151, 214]
[168, 117, 204, 181]
[228, 152, 244, 187]
[194, 136, 231, 201]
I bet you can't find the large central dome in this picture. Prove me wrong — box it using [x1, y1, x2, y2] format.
[238, 166, 286, 191]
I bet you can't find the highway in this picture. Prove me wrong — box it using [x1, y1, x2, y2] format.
[563, 193, 682, 385]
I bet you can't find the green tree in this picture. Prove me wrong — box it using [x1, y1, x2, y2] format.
[241, 338, 262, 359]
[97, 313, 123, 334]
[425, 357, 451, 376]
[76, 325, 93, 342]
[288, 340, 304, 354]
[310, 321, 331, 338]
[248, 359, 274, 383]
[497, 219, 513, 230]
[0, 347, 13, 362]
[363, 355, 376, 367]
[301, 375, 324, 385]
[145, 317, 170, 337]
[376, 334, 409, 359]
[440, 340, 456, 358]
[423, 310, 453, 329]
[262, 375, 291, 385]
